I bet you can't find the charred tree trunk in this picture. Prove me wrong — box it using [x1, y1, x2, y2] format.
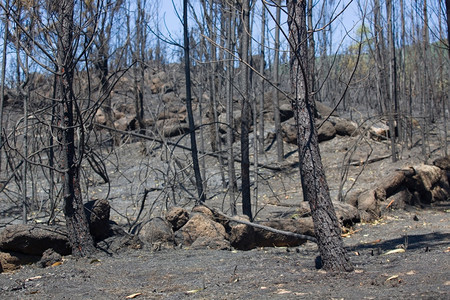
[56, 0, 95, 257]
[240, 0, 252, 220]
[386, 0, 398, 162]
[226, 6, 238, 215]
[446, 0, 450, 58]
[0, 0, 8, 171]
[184, 0, 206, 204]
[273, 0, 284, 162]
[258, 4, 266, 154]
[287, 0, 353, 272]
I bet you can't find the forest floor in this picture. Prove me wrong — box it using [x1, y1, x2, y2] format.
[0, 114, 449, 299]
[0, 208, 448, 299]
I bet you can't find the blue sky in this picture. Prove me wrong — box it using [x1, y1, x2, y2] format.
[157, 0, 365, 56]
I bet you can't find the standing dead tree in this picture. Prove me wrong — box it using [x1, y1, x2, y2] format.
[287, 0, 353, 272]
[55, 0, 96, 256]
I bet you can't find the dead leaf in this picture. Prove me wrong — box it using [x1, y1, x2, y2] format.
[406, 270, 416, 275]
[26, 276, 42, 281]
[185, 288, 203, 294]
[382, 249, 405, 255]
[365, 239, 382, 245]
[51, 261, 62, 267]
[341, 229, 362, 237]
[125, 293, 142, 299]
[386, 275, 399, 281]
[90, 259, 101, 264]
[276, 289, 292, 294]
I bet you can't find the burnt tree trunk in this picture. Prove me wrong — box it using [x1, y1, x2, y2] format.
[287, 0, 353, 272]
[240, 0, 252, 220]
[183, 0, 205, 204]
[56, 0, 95, 257]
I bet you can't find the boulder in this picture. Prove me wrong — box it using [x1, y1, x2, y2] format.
[138, 217, 175, 250]
[369, 123, 389, 141]
[162, 82, 174, 94]
[219, 110, 241, 134]
[279, 103, 294, 122]
[0, 251, 40, 272]
[157, 111, 186, 121]
[433, 155, 450, 171]
[95, 108, 107, 125]
[405, 164, 450, 204]
[156, 118, 189, 137]
[84, 199, 111, 241]
[114, 110, 125, 120]
[162, 91, 178, 104]
[166, 207, 190, 231]
[191, 205, 230, 231]
[253, 218, 314, 248]
[175, 213, 228, 247]
[315, 101, 338, 118]
[229, 215, 255, 250]
[115, 103, 135, 115]
[332, 201, 360, 226]
[96, 224, 143, 253]
[0, 224, 71, 256]
[332, 117, 358, 136]
[150, 73, 168, 94]
[191, 205, 214, 219]
[317, 120, 336, 142]
[190, 236, 230, 250]
[356, 190, 381, 221]
[39, 248, 62, 268]
[433, 155, 450, 185]
[114, 115, 136, 132]
[376, 170, 408, 198]
[296, 201, 360, 227]
[281, 119, 297, 144]
[282, 119, 337, 144]
[384, 187, 414, 210]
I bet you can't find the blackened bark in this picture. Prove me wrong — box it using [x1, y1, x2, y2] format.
[446, 0, 450, 58]
[386, 0, 398, 162]
[226, 7, 238, 215]
[273, 0, 284, 162]
[287, 0, 353, 272]
[184, 0, 206, 204]
[240, 0, 253, 220]
[57, 0, 95, 257]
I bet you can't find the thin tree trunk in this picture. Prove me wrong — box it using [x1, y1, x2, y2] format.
[226, 6, 238, 215]
[259, 3, 266, 154]
[273, 0, 284, 162]
[22, 55, 29, 224]
[240, 0, 252, 220]
[373, 0, 388, 115]
[183, 0, 206, 204]
[0, 0, 9, 172]
[57, 0, 95, 257]
[446, 0, 450, 58]
[134, 0, 145, 132]
[287, 0, 353, 273]
[422, 0, 430, 156]
[307, 0, 316, 115]
[386, 0, 397, 162]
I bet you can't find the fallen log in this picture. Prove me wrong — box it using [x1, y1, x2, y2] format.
[204, 205, 318, 244]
